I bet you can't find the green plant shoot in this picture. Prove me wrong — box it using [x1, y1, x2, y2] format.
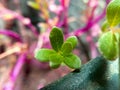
[98, 0, 120, 61]
[35, 26, 81, 69]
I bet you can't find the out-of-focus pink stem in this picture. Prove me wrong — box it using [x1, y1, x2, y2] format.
[72, 0, 110, 58]
[11, 53, 27, 81]
[16, 15, 39, 37]
[0, 30, 22, 42]
[73, 0, 109, 36]
[0, 8, 39, 37]
[87, 0, 98, 20]
[57, 0, 70, 34]
[3, 53, 27, 90]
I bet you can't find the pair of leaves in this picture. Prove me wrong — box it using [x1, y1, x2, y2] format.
[35, 48, 63, 68]
[98, 0, 120, 60]
[35, 27, 81, 69]
[49, 27, 77, 52]
[98, 31, 118, 60]
[101, 0, 120, 32]
[61, 36, 78, 56]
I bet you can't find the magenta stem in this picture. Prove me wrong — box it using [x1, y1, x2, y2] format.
[0, 30, 22, 42]
[16, 15, 39, 37]
[0, 8, 39, 37]
[3, 53, 27, 90]
[11, 53, 27, 81]
[57, 0, 70, 34]
[74, 0, 109, 36]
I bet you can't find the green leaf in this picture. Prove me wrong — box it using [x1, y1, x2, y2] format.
[65, 36, 78, 48]
[49, 53, 63, 64]
[49, 26, 64, 51]
[107, 0, 120, 27]
[98, 31, 118, 60]
[35, 49, 56, 62]
[49, 61, 61, 69]
[27, 1, 40, 10]
[101, 20, 109, 32]
[63, 54, 81, 69]
[61, 42, 73, 56]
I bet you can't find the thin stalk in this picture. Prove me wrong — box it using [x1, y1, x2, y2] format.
[3, 53, 27, 90]
[118, 33, 120, 89]
[70, 0, 110, 37]
[0, 30, 23, 42]
[77, 36, 90, 61]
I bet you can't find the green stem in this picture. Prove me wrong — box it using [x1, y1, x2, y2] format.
[118, 33, 120, 90]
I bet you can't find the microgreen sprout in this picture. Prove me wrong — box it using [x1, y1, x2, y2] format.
[98, 0, 120, 61]
[35, 26, 81, 69]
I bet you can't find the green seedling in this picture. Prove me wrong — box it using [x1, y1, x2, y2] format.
[98, 0, 120, 61]
[35, 26, 81, 69]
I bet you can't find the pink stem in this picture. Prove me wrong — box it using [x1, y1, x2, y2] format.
[11, 53, 27, 81]
[16, 15, 39, 37]
[73, 1, 107, 36]
[0, 30, 22, 42]
[57, 0, 70, 34]
[3, 53, 27, 90]
[0, 8, 39, 37]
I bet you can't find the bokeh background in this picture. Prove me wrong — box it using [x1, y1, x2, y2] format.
[0, 0, 109, 90]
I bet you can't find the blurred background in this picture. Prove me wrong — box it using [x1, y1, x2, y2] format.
[0, 0, 108, 90]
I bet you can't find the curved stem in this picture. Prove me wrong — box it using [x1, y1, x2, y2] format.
[72, 0, 110, 37]
[0, 30, 23, 42]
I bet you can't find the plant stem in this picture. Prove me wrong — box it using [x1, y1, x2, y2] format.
[71, 0, 110, 37]
[3, 53, 27, 90]
[0, 8, 39, 37]
[56, 0, 70, 35]
[11, 53, 27, 81]
[118, 33, 120, 89]
[0, 30, 23, 42]
[77, 36, 90, 61]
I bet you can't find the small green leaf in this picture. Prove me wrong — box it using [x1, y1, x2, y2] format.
[107, 0, 120, 27]
[98, 31, 118, 60]
[49, 61, 61, 69]
[63, 54, 81, 69]
[65, 36, 78, 48]
[35, 49, 56, 62]
[49, 53, 63, 64]
[61, 42, 73, 56]
[49, 26, 64, 51]
[27, 1, 40, 10]
[101, 20, 109, 32]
